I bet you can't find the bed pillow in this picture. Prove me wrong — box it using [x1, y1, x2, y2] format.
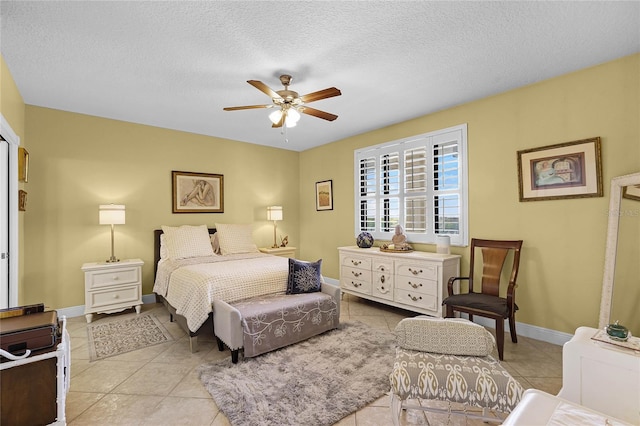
[161, 225, 215, 260]
[160, 234, 169, 259]
[394, 317, 496, 356]
[287, 258, 322, 294]
[214, 223, 259, 255]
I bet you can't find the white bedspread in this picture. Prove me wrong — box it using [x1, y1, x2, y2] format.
[153, 253, 289, 332]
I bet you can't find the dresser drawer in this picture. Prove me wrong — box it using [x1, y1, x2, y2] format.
[340, 276, 372, 295]
[395, 261, 438, 280]
[395, 289, 438, 311]
[86, 266, 141, 290]
[395, 276, 437, 296]
[372, 272, 394, 301]
[341, 266, 372, 282]
[86, 285, 141, 310]
[341, 255, 372, 270]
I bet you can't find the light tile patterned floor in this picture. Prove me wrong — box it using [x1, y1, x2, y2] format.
[65, 294, 562, 425]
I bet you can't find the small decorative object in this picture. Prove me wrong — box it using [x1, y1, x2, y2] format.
[356, 232, 374, 248]
[315, 180, 333, 211]
[623, 184, 640, 201]
[172, 170, 224, 213]
[517, 137, 603, 202]
[380, 243, 413, 253]
[606, 320, 630, 341]
[280, 235, 289, 247]
[436, 235, 451, 254]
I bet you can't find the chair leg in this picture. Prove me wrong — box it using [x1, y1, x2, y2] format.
[496, 320, 505, 361]
[509, 314, 518, 343]
[389, 392, 402, 426]
[445, 305, 454, 318]
[468, 314, 474, 322]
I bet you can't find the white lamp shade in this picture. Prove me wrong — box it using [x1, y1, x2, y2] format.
[267, 206, 283, 221]
[269, 110, 283, 125]
[99, 204, 126, 225]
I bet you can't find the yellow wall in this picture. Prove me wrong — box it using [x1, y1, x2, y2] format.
[0, 55, 26, 300]
[22, 107, 300, 307]
[299, 54, 640, 335]
[6, 53, 639, 335]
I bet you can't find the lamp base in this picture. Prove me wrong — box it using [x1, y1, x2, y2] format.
[106, 257, 120, 263]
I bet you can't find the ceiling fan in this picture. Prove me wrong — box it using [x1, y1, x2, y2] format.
[223, 74, 341, 128]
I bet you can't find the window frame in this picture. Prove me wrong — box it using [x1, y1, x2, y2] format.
[353, 123, 468, 247]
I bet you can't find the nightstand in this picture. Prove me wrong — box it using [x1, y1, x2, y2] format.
[259, 246, 297, 258]
[81, 258, 144, 323]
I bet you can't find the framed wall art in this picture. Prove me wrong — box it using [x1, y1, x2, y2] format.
[172, 171, 224, 213]
[18, 147, 29, 182]
[18, 190, 27, 211]
[623, 184, 640, 201]
[315, 179, 333, 211]
[517, 137, 603, 202]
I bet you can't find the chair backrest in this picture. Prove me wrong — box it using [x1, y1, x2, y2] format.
[469, 239, 523, 297]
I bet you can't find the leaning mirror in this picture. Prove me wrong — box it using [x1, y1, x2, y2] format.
[599, 172, 640, 335]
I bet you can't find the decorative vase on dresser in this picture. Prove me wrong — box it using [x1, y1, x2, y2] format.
[338, 246, 461, 317]
[81, 258, 144, 323]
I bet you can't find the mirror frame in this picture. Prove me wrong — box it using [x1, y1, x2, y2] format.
[599, 171, 640, 329]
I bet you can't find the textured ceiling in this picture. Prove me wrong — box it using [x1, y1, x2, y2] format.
[1, 1, 639, 152]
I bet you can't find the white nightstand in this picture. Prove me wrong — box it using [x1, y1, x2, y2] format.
[81, 258, 144, 323]
[259, 246, 297, 258]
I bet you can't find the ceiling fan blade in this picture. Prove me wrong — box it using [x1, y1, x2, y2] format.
[247, 80, 283, 100]
[299, 106, 338, 121]
[223, 104, 272, 111]
[299, 87, 341, 103]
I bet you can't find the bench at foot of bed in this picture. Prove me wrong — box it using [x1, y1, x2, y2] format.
[213, 282, 341, 363]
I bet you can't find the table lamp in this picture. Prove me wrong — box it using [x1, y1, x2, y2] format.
[99, 204, 125, 262]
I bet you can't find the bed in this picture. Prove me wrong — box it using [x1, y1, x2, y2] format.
[152, 224, 291, 352]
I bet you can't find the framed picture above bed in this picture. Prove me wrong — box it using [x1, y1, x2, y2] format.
[172, 171, 224, 213]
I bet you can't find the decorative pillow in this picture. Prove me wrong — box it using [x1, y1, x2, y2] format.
[210, 233, 221, 255]
[161, 225, 215, 260]
[214, 223, 259, 255]
[394, 317, 496, 357]
[287, 258, 322, 294]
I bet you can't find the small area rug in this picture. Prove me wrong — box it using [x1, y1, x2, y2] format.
[86, 313, 173, 361]
[197, 321, 396, 426]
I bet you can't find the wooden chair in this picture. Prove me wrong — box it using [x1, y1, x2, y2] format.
[442, 238, 523, 360]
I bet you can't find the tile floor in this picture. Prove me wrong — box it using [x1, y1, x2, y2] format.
[64, 294, 563, 425]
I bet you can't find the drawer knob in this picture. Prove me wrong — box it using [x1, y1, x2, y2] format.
[351, 281, 361, 288]
[407, 294, 422, 302]
[380, 275, 385, 284]
[113, 294, 119, 299]
[351, 260, 361, 266]
[112, 276, 120, 280]
[408, 268, 423, 275]
[380, 267, 385, 271]
[351, 271, 362, 277]
[408, 281, 422, 289]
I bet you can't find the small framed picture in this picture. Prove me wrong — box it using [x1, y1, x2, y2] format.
[172, 171, 224, 213]
[18, 147, 29, 183]
[18, 190, 27, 211]
[315, 180, 333, 211]
[517, 137, 603, 202]
[623, 184, 640, 201]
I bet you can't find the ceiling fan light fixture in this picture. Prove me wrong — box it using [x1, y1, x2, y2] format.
[286, 109, 300, 128]
[269, 109, 283, 125]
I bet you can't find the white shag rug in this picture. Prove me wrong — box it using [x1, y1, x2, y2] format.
[197, 321, 396, 426]
[86, 313, 173, 361]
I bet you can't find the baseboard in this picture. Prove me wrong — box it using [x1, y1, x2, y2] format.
[325, 276, 573, 347]
[55, 293, 158, 320]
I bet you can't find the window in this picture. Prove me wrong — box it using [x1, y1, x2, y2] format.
[354, 124, 468, 246]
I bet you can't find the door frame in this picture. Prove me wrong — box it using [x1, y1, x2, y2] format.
[1, 113, 20, 308]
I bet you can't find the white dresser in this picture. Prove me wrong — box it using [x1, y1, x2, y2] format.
[81, 259, 144, 323]
[338, 246, 460, 317]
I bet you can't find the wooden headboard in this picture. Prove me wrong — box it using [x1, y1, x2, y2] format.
[153, 228, 217, 280]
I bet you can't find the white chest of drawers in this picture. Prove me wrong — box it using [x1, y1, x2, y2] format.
[338, 246, 460, 317]
[81, 259, 144, 323]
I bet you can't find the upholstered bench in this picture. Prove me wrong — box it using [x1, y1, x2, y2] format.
[213, 282, 340, 363]
[389, 317, 523, 425]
